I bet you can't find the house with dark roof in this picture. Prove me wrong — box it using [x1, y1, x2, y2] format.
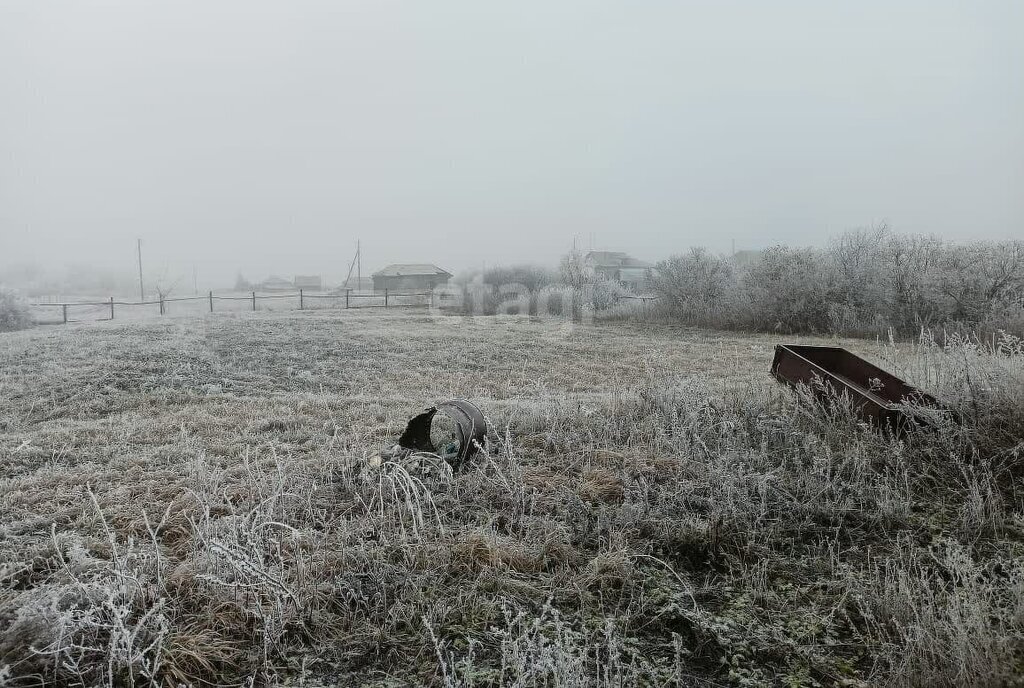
[259, 275, 294, 292]
[372, 264, 452, 292]
[584, 251, 654, 292]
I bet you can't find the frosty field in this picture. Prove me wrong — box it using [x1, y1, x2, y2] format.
[1, 311, 1021, 687]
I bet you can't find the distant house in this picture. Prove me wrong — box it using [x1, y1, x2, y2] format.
[260, 275, 293, 292]
[339, 276, 374, 292]
[293, 275, 323, 291]
[730, 249, 764, 268]
[584, 251, 654, 292]
[372, 264, 452, 292]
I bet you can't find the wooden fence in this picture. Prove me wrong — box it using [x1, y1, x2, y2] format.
[29, 289, 432, 324]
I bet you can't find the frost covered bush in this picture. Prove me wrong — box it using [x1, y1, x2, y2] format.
[449, 264, 563, 316]
[588, 277, 626, 312]
[650, 248, 737, 326]
[0, 286, 32, 332]
[481, 264, 559, 293]
[450, 258, 626, 320]
[740, 245, 839, 333]
[649, 229, 1024, 337]
[534, 284, 575, 317]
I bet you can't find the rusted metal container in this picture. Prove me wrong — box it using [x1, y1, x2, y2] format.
[771, 344, 941, 430]
[398, 399, 487, 466]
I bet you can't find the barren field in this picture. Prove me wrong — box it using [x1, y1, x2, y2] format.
[1, 311, 1021, 687]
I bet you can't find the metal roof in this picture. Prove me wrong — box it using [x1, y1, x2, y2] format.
[373, 263, 452, 277]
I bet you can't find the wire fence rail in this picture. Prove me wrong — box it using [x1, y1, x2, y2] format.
[29, 289, 433, 325]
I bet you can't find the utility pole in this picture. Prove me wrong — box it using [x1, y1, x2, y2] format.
[357, 240, 361, 291]
[192, 264, 198, 295]
[344, 241, 362, 291]
[137, 239, 145, 301]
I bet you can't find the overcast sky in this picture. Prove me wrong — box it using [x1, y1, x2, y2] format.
[2, 1, 1022, 286]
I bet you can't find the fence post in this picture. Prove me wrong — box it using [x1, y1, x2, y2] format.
[209, 290, 214, 312]
[252, 291, 256, 311]
[159, 296, 165, 315]
[62, 304, 68, 324]
[346, 289, 350, 309]
[299, 289, 304, 310]
[385, 288, 389, 308]
[109, 296, 114, 320]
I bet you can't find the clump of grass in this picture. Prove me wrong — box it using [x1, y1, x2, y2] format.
[849, 536, 1024, 687]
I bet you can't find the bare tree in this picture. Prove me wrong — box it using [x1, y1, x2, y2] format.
[559, 248, 591, 320]
[152, 268, 184, 313]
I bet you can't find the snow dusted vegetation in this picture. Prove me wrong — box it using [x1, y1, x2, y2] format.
[1, 311, 1022, 686]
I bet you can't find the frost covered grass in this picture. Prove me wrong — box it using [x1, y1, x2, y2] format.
[0, 311, 1021, 686]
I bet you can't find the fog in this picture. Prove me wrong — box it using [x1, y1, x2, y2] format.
[2, 0, 1022, 288]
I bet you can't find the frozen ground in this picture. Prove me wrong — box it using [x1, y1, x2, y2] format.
[1, 311, 1021, 686]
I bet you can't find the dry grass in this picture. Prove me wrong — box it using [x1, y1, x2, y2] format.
[0, 310, 1021, 686]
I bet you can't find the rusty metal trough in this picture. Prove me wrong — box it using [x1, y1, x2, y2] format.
[771, 344, 942, 430]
